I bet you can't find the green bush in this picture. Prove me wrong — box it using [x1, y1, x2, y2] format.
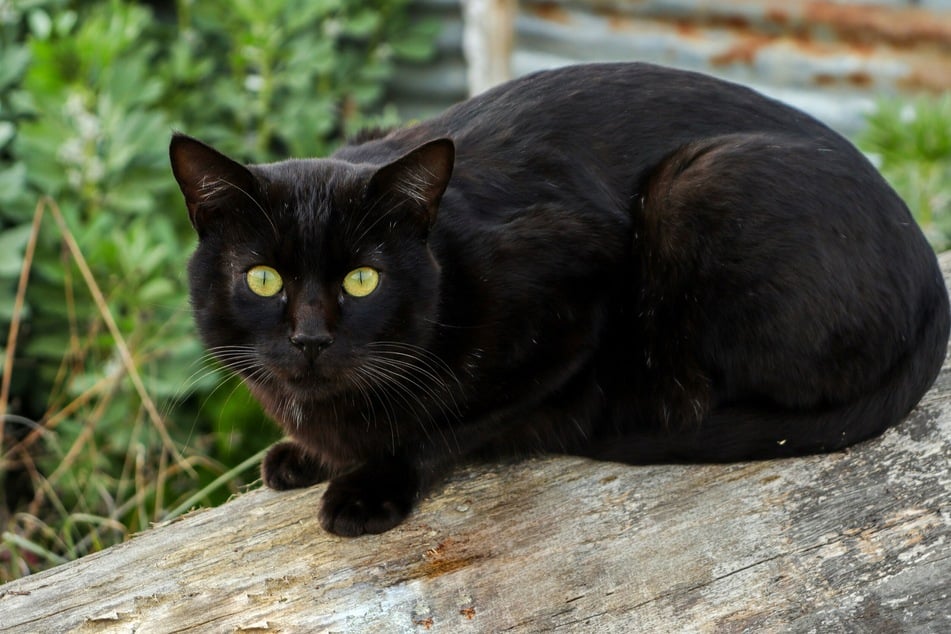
[0, 0, 436, 581]
[857, 95, 951, 251]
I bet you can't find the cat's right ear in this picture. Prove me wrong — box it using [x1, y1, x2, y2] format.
[367, 138, 455, 230]
[169, 133, 257, 236]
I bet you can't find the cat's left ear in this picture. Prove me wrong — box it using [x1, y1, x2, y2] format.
[368, 138, 455, 228]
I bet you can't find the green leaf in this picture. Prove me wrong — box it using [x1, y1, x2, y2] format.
[0, 121, 15, 149]
[0, 224, 34, 277]
[0, 162, 27, 204]
[0, 296, 30, 323]
[389, 22, 439, 62]
[28, 9, 54, 40]
[25, 333, 71, 361]
[137, 278, 175, 305]
[0, 46, 31, 91]
[343, 10, 382, 38]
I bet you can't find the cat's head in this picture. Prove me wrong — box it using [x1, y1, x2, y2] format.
[169, 133, 454, 413]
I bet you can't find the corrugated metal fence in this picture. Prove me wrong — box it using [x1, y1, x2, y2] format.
[396, 0, 951, 135]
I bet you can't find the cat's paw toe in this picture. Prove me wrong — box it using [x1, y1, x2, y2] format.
[261, 441, 326, 491]
[319, 475, 414, 536]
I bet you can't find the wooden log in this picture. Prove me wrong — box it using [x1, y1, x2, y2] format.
[2, 254, 950, 632]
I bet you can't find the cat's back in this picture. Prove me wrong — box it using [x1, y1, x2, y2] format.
[337, 63, 843, 168]
[445, 62, 825, 139]
[332, 62, 923, 265]
[334, 63, 864, 225]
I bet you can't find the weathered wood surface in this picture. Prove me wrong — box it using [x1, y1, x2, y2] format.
[2, 255, 950, 633]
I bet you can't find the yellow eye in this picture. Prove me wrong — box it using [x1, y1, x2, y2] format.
[342, 266, 380, 297]
[246, 265, 283, 297]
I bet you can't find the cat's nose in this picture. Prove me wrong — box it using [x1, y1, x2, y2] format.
[289, 332, 334, 356]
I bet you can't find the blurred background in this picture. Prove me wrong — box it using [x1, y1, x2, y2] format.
[1, 0, 949, 582]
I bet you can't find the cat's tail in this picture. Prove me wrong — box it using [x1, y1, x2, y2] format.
[594, 277, 950, 464]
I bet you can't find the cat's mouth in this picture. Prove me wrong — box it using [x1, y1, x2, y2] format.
[232, 351, 364, 401]
[280, 369, 330, 390]
[270, 365, 355, 400]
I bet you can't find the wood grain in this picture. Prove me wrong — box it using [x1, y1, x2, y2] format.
[2, 254, 949, 633]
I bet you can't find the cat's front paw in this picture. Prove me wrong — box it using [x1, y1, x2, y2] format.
[261, 440, 328, 491]
[319, 462, 418, 536]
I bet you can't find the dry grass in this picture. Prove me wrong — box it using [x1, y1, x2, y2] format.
[0, 197, 265, 582]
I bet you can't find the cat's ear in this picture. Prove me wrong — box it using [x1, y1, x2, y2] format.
[368, 138, 455, 228]
[169, 133, 257, 235]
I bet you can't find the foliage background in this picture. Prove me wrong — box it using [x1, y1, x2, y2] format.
[0, 0, 437, 581]
[0, 0, 948, 583]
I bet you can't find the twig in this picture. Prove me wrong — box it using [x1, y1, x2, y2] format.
[2, 531, 69, 567]
[2, 372, 112, 464]
[45, 198, 194, 476]
[1, 198, 46, 456]
[163, 447, 266, 521]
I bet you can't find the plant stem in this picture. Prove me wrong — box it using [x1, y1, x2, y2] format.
[1, 198, 46, 461]
[46, 198, 195, 476]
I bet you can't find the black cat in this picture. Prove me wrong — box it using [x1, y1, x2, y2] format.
[170, 63, 949, 536]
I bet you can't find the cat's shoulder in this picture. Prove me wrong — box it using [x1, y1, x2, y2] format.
[334, 122, 443, 165]
[344, 126, 403, 146]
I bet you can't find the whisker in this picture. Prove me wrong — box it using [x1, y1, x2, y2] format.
[366, 342, 466, 410]
[352, 366, 399, 451]
[164, 345, 258, 415]
[358, 363, 429, 439]
[359, 359, 459, 455]
[367, 342, 464, 385]
[366, 356, 461, 421]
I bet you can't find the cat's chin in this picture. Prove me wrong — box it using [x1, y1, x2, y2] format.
[282, 374, 346, 400]
[241, 367, 348, 404]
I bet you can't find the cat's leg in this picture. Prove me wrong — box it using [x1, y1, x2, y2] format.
[318, 413, 509, 535]
[610, 135, 819, 462]
[265, 440, 448, 536]
[600, 133, 948, 463]
[318, 456, 426, 536]
[261, 440, 330, 490]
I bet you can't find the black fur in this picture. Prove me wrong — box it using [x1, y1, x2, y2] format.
[170, 63, 949, 536]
